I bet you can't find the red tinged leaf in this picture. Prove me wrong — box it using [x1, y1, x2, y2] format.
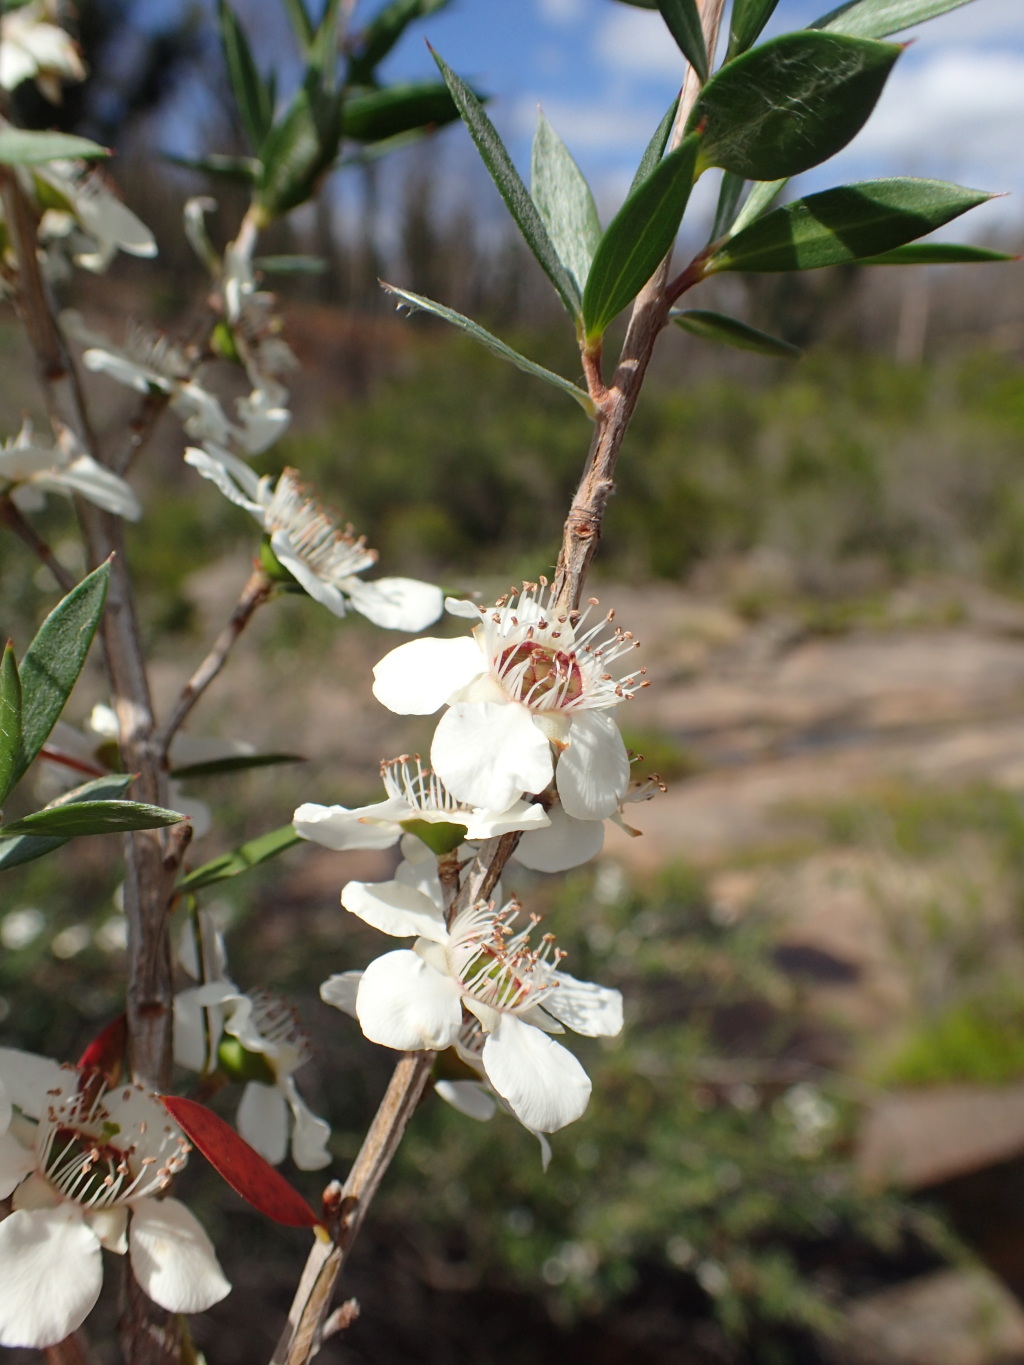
[77, 1014, 127, 1086]
[160, 1094, 322, 1229]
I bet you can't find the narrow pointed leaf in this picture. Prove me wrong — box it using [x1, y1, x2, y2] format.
[161, 1096, 320, 1228]
[814, 0, 977, 38]
[727, 0, 781, 58]
[253, 255, 327, 274]
[1, 799, 184, 838]
[629, 96, 679, 195]
[858, 242, 1017, 264]
[0, 774, 131, 872]
[178, 824, 303, 892]
[0, 643, 22, 806]
[431, 48, 581, 319]
[531, 110, 602, 295]
[308, 0, 343, 83]
[688, 32, 902, 181]
[13, 561, 110, 788]
[583, 133, 700, 341]
[217, 0, 274, 150]
[170, 752, 304, 780]
[382, 284, 594, 414]
[729, 177, 787, 236]
[162, 151, 260, 183]
[0, 128, 109, 165]
[673, 309, 801, 357]
[348, 0, 452, 82]
[658, 0, 708, 82]
[281, 0, 315, 52]
[343, 81, 460, 143]
[711, 171, 747, 240]
[707, 178, 993, 273]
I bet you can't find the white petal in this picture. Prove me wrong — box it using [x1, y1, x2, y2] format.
[445, 596, 484, 620]
[394, 852, 445, 906]
[184, 444, 262, 516]
[128, 1197, 230, 1313]
[81, 347, 166, 394]
[52, 456, 141, 519]
[434, 1080, 496, 1122]
[372, 636, 484, 714]
[292, 802, 400, 852]
[461, 798, 551, 841]
[0, 1078, 8, 1134]
[173, 988, 222, 1073]
[0, 1048, 67, 1118]
[545, 972, 623, 1038]
[270, 530, 349, 618]
[0, 1206, 102, 1348]
[320, 970, 362, 1018]
[355, 950, 462, 1051]
[515, 804, 605, 872]
[481, 1015, 591, 1133]
[237, 1082, 288, 1166]
[281, 1076, 332, 1171]
[344, 576, 444, 632]
[342, 879, 448, 945]
[87, 1204, 128, 1254]
[556, 710, 630, 820]
[431, 702, 553, 813]
[0, 1128, 35, 1198]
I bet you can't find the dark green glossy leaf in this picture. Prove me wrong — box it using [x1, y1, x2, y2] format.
[343, 81, 460, 143]
[688, 32, 901, 181]
[729, 177, 787, 235]
[0, 774, 132, 872]
[673, 308, 801, 357]
[162, 151, 260, 183]
[348, 0, 451, 82]
[727, 0, 781, 58]
[582, 133, 700, 341]
[13, 562, 110, 789]
[814, 0, 976, 38]
[431, 48, 581, 320]
[0, 643, 21, 806]
[658, 0, 708, 82]
[400, 817, 468, 855]
[255, 79, 342, 219]
[628, 96, 679, 196]
[178, 825, 303, 892]
[858, 242, 1017, 265]
[170, 753, 304, 780]
[217, 0, 274, 150]
[2, 799, 183, 838]
[382, 283, 594, 414]
[711, 171, 747, 240]
[531, 110, 602, 295]
[707, 178, 992, 273]
[0, 128, 109, 165]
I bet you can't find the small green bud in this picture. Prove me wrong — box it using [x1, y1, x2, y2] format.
[399, 817, 468, 856]
[217, 1034, 277, 1086]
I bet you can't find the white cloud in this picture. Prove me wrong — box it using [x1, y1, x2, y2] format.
[535, 0, 587, 26]
[592, 6, 688, 78]
[513, 94, 666, 154]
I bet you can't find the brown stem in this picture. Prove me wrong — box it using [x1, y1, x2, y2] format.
[111, 390, 171, 478]
[45, 1331, 96, 1365]
[155, 566, 273, 762]
[0, 495, 76, 592]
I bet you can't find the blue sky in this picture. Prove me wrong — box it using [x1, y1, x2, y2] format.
[369, 0, 1024, 241]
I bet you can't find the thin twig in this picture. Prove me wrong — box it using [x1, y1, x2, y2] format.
[0, 495, 76, 592]
[155, 565, 273, 761]
[111, 389, 171, 478]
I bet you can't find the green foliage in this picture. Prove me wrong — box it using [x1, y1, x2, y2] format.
[0, 642, 22, 806]
[689, 33, 901, 181]
[1, 799, 184, 838]
[860, 242, 1017, 265]
[531, 110, 602, 298]
[657, 0, 709, 83]
[883, 996, 1024, 1087]
[727, 0, 781, 59]
[628, 96, 678, 195]
[814, 0, 978, 39]
[342, 82, 460, 143]
[0, 128, 109, 164]
[0, 775, 132, 872]
[217, 0, 274, 151]
[673, 309, 801, 358]
[347, 0, 452, 84]
[179, 824, 303, 892]
[254, 76, 343, 220]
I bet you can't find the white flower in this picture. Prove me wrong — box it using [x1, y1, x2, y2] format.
[371, 581, 647, 818]
[0, 2, 85, 100]
[513, 773, 667, 874]
[0, 419, 139, 519]
[34, 161, 155, 273]
[174, 914, 331, 1171]
[322, 883, 622, 1133]
[184, 445, 444, 630]
[0, 1047, 229, 1349]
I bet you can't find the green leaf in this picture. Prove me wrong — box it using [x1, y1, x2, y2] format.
[858, 242, 1017, 265]
[582, 133, 700, 342]
[400, 817, 468, 855]
[688, 32, 902, 181]
[727, 0, 781, 58]
[308, 0, 343, 88]
[348, 0, 452, 83]
[531, 110, 602, 295]
[169, 752, 304, 780]
[343, 81, 460, 143]
[253, 254, 326, 274]
[431, 48, 581, 320]
[711, 171, 747, 240]
[0, 774, 131, 871]
[628, 96, 679, 196]
[255, 80, 342, 219]
[217, 0, 274, 151]
[0, 128, 109, 165]
[729, 177, 787, 236]
[1, 800, 184, 838]
[673, 309, 801, 357]
[381, 283, 594, 414]
[12, 562, 110, 789]
[281, 0, 315, 52]
[162, 151, 260, 183]
[707, 178, 992, 273]
[658, 0, 708, 82]
[178, 825, 303, 893]
[814, 0, 976, 39]
[0, 643, 22, 807]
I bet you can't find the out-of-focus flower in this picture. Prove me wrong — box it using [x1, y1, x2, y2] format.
[174, 914, 331, 1171]
[371, 581, 647, 817]
[0, 419, 139, 519]
[322, 883, 622, 1133]
[0, 1047, 229, 1349]
[185, 445, 444, 630]
[34, 161, 155, 272]
[0, 1, 85, 101]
